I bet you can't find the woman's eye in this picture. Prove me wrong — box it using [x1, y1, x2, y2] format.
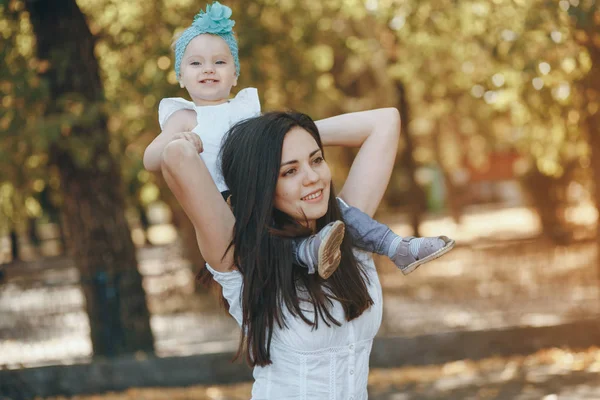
[283, 168, 296, 176]
[312, 156, 324, 164]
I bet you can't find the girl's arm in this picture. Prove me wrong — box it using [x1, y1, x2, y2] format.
[315, 108, 400, 217]
[143, 109, 197, 171]
[160, 139, 236, 272]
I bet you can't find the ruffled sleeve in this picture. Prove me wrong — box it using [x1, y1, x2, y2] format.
[204, 263, 244, 327]
[157, 97, 196, 130]
[229, 87, 261, 120]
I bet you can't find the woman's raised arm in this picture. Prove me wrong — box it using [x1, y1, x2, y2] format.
[161, 139, 236, 272]
[316, 108, 400, 217]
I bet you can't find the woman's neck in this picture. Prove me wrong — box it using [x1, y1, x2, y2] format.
[304, 220, 317, 233]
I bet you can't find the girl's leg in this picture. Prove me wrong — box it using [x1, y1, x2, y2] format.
[337, 197, 454, 275]
[291, 221, 345, 279]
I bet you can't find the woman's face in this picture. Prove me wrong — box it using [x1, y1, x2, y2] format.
[274, 127, 331, 230]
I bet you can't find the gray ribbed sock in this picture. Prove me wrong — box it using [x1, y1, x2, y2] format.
[337, 197, 422, 259]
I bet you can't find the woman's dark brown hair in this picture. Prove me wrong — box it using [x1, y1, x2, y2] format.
[219, 111, 374, 367]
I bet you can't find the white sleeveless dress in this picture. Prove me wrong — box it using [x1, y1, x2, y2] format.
[158, 88, 261, 192]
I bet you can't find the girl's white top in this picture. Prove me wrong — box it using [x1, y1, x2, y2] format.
[206, 251, 383, 400]
[158, 88, 261, 192]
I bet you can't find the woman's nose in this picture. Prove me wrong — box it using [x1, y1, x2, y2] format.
[303, 167, 319, 185]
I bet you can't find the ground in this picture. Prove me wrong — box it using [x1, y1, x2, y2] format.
[2, 204, 600, 398]
[40, 348, 600, 399]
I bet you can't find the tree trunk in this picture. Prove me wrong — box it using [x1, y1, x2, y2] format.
[432, 123, 463, 224]
[570, 2, 600, 304]
[586, 87, 600, 293]
[9, 229, 19, 262]
[396, 81, 425, 236]
[521, 166, 571, 242]
[25, 0, 154, 356]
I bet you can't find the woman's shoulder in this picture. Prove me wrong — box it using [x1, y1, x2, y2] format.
[205, 263, 244, 327]
[205, 263, 242, 282]
[158, 97, 196, 130]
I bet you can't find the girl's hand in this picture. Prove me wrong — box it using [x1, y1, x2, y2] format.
[172, 132, 204, 154]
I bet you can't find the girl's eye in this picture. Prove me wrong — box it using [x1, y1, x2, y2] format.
[191, 61, 201, 66]
[216, 60, 226, 65]
[283, 168, 296, 176]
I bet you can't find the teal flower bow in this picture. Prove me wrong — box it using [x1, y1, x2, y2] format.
[192, 2, 235, 34]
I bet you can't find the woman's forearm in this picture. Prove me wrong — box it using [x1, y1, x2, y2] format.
[332, 108, 401, 216]
[316, 108, 400, 148]
[161, 139, 235, 271]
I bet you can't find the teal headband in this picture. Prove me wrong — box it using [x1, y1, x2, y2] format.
[174, 2, 240, 79]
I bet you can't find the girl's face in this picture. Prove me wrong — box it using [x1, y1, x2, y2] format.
[274, 127, 331, 230]
[179, 34, 238, 106]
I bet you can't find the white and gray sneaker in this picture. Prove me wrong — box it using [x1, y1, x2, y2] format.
[293, 220, 345, 279]
[391, 236, 455, 275]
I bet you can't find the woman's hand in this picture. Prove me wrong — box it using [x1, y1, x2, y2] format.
[316, 108, 401, 217]
[172, 132, 204, 154]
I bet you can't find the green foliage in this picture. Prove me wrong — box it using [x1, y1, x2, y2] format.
[0, 1, 51, 229]
[1, 0, 598, 225]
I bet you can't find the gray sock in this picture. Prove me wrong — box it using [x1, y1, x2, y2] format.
[387, 235, 423, 259]
[337, 197, 422, 259]
[292, 238, 316, 274]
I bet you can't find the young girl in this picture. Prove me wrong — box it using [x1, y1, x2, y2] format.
[143, 1, 454, 279]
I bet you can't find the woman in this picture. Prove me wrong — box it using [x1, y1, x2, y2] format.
[161, 108, 400, 399]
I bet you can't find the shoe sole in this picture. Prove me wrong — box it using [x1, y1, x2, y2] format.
[318, 220, 345, 279]
[400, 236, 455, 275]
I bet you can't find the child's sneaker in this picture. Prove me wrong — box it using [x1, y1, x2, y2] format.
[391, 236, 455, 275]
[293, 220, 345, 279]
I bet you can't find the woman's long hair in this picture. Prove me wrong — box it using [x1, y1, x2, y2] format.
[219, 111, 374, 367]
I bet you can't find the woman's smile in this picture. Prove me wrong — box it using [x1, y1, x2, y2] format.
[301, 189, 324, 202]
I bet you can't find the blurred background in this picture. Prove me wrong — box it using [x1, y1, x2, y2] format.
[1, 0, 600, 399]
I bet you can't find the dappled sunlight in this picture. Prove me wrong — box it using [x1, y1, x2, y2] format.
[0, 283, 91, 367]
[151, 311, 239, 357]
[0, 333, 91, 369]
[565, 203, 598, 226]
[366, 347, 600, 398]
[377, 208, 599, 336]
[386, 206, 543, 244]
[3, 204, 600, 367]
[146, 224, 178, 246]
[1, 0, 600, 397]
[39, 348, 600, 399]
[0, 240, 238, 367]
[0, 285, 83, 312]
